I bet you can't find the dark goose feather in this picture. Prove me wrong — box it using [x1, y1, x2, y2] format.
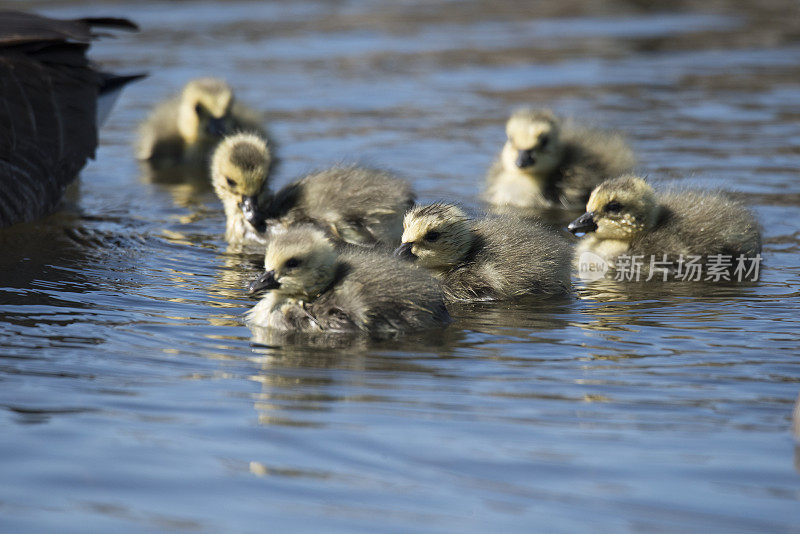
[0, 11, 141, 228]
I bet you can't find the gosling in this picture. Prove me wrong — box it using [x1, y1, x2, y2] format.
[211, 133, 274, 247]
[395, 203, 572, 302]
[211, 133, 415, 248]
[568, 175, 762, 278]
[485, 108, 634, 210]
[137, 77, 267, 165]
[266, 165, 415, 247]
[246, 226, 450, 336]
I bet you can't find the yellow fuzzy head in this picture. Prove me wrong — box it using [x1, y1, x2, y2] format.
[211, 133, 272, 202]
[501, 108, 562, 175]
[177, 77, 235, 143]
[399, 203, 474, 270]
[584, 175, 659, 241]
[263, 226, 338, 299]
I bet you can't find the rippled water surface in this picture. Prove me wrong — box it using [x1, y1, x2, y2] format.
[2, 1, 800, 532]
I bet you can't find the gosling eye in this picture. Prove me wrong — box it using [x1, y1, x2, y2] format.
[194, 103, 204, 115]
[539, 135, 549, 149]
[423, 230, 441, 242]
[605, 200, 623, 213]
[225, 177, 236, 188]
[284, 257, 301, 269]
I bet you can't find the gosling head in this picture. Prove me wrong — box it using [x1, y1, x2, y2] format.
[248, 226, 338, 300]
[568, 175, 659, 241]
[394, 203, 474, 271]
[177, 78, 235, 145]
[501, 108, 563, 176]
[211, 133, 273, 232]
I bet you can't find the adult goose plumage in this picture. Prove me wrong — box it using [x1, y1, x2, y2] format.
[0, 11, 142, 228]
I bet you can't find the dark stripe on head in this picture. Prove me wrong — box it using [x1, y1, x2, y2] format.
[413, 202, 457, 219]
[230, 142, 267, 171]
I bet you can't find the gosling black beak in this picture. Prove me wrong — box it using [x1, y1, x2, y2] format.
[248, 270, 279, 294]
[515, 149, 536, 168]
[207, 117, 227, 137]
[393, 242, 417, 260]
[568, 211, 598, 235]
[239, 195, 266, 233]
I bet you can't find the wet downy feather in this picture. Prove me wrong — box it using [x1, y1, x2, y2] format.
[265, 165, 415, 248]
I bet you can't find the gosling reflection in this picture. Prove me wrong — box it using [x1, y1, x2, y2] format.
[577, 277, 759, 303]
[139, 160, 215, 212]
[205, 250, 264, 327]
[247, 332, 465, 428]
[448, 295, 573, 337]
[575, 278, 760, 336]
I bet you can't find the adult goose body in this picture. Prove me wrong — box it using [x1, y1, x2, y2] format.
[0, 11, 142, 228]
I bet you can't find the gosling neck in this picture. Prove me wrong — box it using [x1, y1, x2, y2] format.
[433, 230, 480, 276]
[311, 261, 349, 301]
[222, 197, 248, 242]
[177, 103, 200, 146]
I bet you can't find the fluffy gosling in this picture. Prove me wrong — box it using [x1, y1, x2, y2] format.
[211, 132, 415, 249]
[137, 77, 266, 165]
[247, 226, 450, 336]
[211, 133, 274, 246]
[485, 108, 634, 209]
[395, 203, 572, 302]
[568, 175, 762, 276]
[266, 166, 415, 247]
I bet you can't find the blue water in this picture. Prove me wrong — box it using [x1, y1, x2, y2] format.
[1, 1, 799, 532]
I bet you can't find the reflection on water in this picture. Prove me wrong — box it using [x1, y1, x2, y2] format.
[138, 162, 218, 219]
[1, 0, 800, 532]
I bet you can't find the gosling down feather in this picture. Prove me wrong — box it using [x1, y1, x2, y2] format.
[0, 11, 142, 228]
[568, 175, 762, 277]
[247, 226, 450, 337]
[485, 108, 634, 210]
[211, 133, 414, 249]
[395, 202, 572, 302]
[137, 77, 268, 166]
[266, 165, 415, 248]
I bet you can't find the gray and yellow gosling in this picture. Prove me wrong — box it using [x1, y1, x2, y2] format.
[266, 165, 415, 248]
[246, 226, 450, 336]
[485, 108, 634, 209]
[211, 133, 274, 247]
[137, 77, 266, 165]
[395, 202, 572, 302]
[568, 175, 762, 279]
[211, 132, 415, 249]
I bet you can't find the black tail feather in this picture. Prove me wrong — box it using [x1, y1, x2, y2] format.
[77, 17, 139, 32]
[99, 72, 147, 94]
